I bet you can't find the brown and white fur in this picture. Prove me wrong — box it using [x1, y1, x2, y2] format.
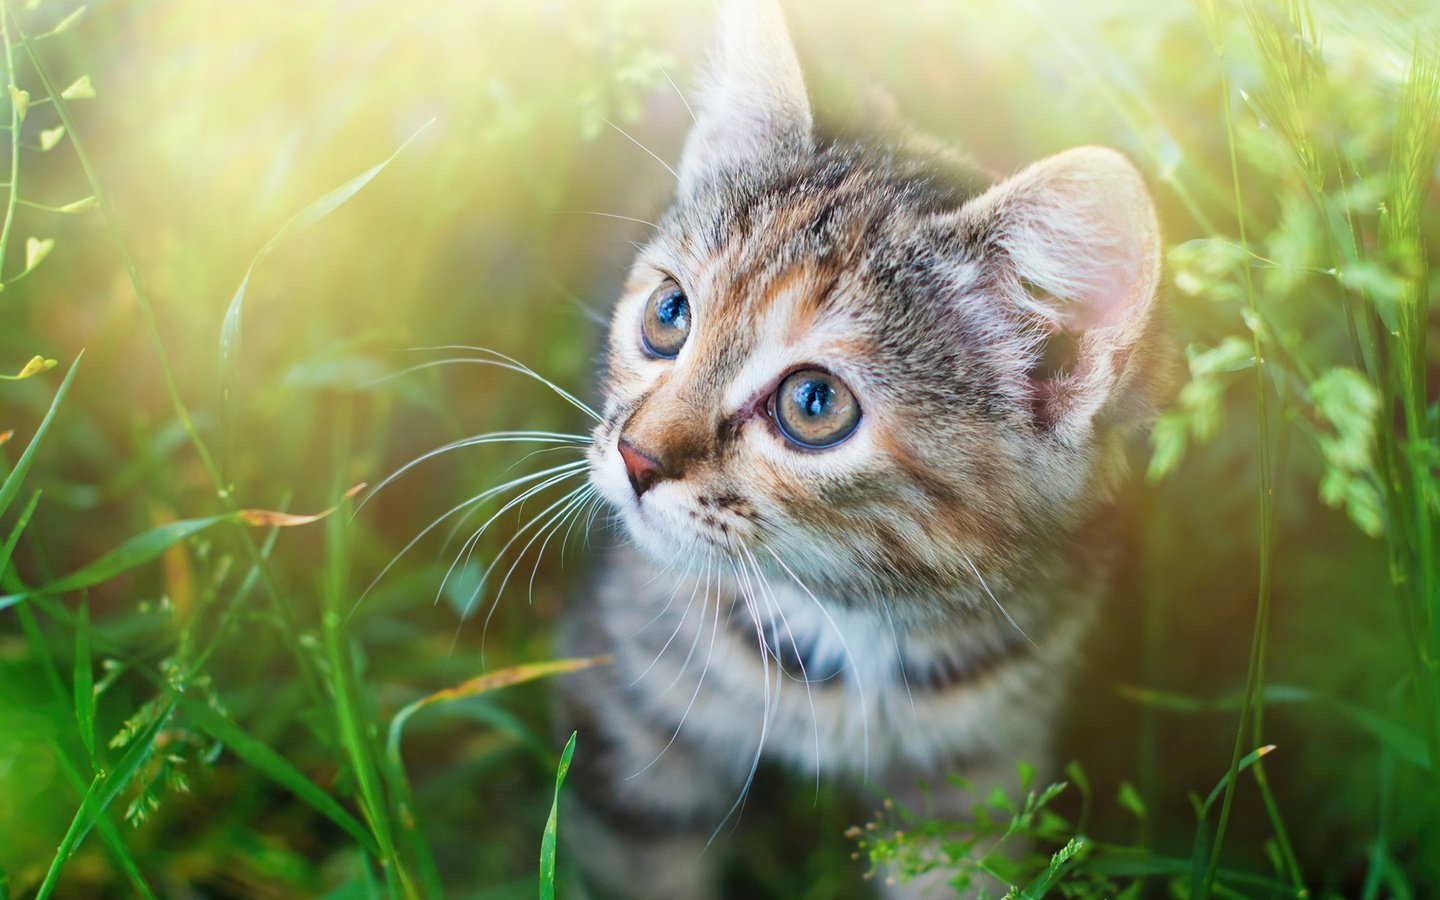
[553, 1, 1164, 896]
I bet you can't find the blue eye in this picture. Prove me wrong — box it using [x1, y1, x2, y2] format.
[640, 280, 690, 358]
[771, 368, 861, 449]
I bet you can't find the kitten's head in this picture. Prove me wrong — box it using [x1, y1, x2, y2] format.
[588, 0, 1164, 613]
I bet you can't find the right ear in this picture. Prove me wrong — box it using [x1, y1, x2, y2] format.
[677, 0, 813, 195]
[950, 147, 1163, 444]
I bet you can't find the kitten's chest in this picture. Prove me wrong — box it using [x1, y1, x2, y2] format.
[594, 549, 1086, 776]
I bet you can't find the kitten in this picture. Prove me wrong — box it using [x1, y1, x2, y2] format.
[554, 1, 1164, 896]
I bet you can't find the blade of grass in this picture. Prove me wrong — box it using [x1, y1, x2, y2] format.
[0, 351, 81, 521]
[219, 121, 432, 480]
[0, 2, 24, 285]
[384, 655, 610, 897]
[74, 599, 95, 765]
[0, 488, 39, 578]
[1119, 683, 1429, 769]
[12, 593, 156, 897]
[34, 699, 176, 900]
[0, 489, 363, 609]
[540, 732, 577, 900]
[321, 420, 414, 899]
[1194, 2, 1288, 893]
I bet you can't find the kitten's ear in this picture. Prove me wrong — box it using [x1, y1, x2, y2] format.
[677, 0, 812, 194]
[959, 147, 1163, 443]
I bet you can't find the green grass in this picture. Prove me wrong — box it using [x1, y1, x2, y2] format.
[0, 0, 1437, 897]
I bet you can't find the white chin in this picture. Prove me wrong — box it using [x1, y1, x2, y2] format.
[615, 495, 718, 569]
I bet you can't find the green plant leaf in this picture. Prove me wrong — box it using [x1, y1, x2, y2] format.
[1117, 781, 1147, 821]
[23, 236, 54, 274]
[39, 5, 87, 38]
[0, 354, 57, 380]
[0, 351, 81, 522]
[60, 75, 94, 100]
[386, 655, 611, 771]
[0, 491, 40, 582]
[7, 84, 27, 123]
[0, 514, 229, 612]
[540, 731, 577, 900]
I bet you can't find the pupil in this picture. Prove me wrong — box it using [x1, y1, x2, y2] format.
[801, 381, 831, 417]
[658, 294, 686, 327]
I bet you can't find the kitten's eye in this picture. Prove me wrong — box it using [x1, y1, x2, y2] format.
[771, 369, 861, 449]
[640, 280, 690, 359]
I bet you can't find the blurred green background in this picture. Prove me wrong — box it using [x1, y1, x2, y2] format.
[1, 0, 1437, 896]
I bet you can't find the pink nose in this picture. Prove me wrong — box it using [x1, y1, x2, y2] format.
[617, 439, 663, 498]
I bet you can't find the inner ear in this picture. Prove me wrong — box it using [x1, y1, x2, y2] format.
[1029, 326, 1080, 383]
[952, 147, 1162, 441]
[1019, 279, 1078, 382]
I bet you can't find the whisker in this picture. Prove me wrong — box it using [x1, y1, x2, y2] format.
[558, 490, 604, 568]
[962, 553, 1036, 647]
[545, 276, 611, 326]
[661, 67, 698, 124]
[744, 544, 822, 797]
[356, 431, 589, 514]
[710, 555, 777, 843]
[880, 590, 917, 720]
[568, 209, 661, 230]
[658, 559, 717, 697]
[437, 467, 589, 615]
[631, 566, 706, 688]
[765, 548, 872, 782]
[352, 459, 587, 616]
[628, 558, 724, 781]
[471, 483, 595, 653]
[601, 115, 679, 181]
[526, 485, 600, 607]
[385, 346, 601, 423]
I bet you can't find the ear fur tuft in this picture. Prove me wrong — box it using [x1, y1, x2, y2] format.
[677, 0, 812, 194]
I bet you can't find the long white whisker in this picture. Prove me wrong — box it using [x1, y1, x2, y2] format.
[962, 553, 1036, 647]
[880, 591, 917, 720]
[765, 548, 872, 782]
[628, 558, 722, 780]
[661, 67, 698, 124]
[385, 346, 601, 422]
[558, 490, 603, 568]
[658, 559, 716, 697]
[569, 210, 660, 230]
[601, 116, 678, 181]
[471, 482, 592, 631]
[352, 459, 587, 616]
[356, 431, 589, 514]
[632, 566, 704, 690]
[711, 556, 777, 843]
[744, 544, 821, 798]
[526, 485, 599, 606]
[438, 468, 588, 615]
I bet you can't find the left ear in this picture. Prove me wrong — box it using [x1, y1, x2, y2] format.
[677, 0, 813, 196]
[956, 146, 1162, 444]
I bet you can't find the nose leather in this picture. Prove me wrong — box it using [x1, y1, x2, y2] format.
[617, 438, 663, 498]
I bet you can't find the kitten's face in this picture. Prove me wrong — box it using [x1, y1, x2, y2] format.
[587, 0, 1162, 610]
